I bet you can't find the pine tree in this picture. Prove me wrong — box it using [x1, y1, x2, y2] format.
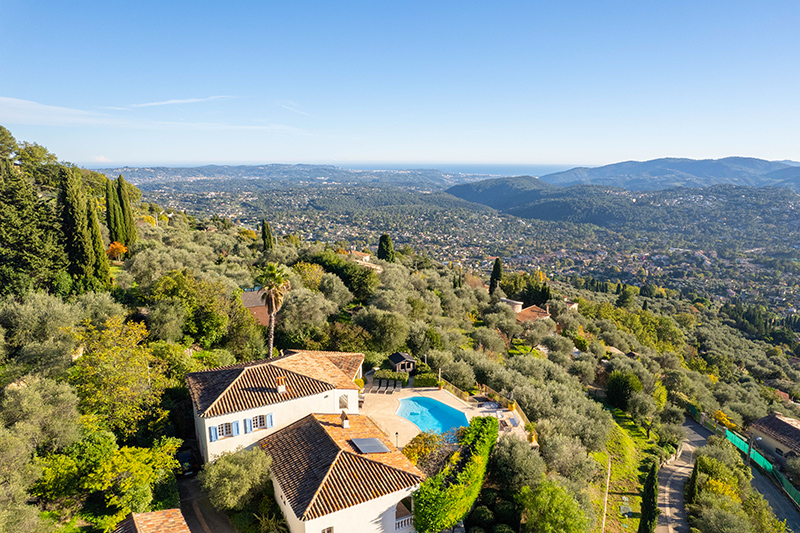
[261, 219, 274, 251]
[377, 233, 395, 262]
[116, 175, 137, 247]
[637, 461, 659, 533]
[106, 178, 124, 244]
[87, 197, 110, 287]
[489, 257, 503, 295]
[59, 166, 94, 286]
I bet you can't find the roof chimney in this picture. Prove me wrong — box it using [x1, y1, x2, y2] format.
[340, 410, 350, 429]
[276, 376, 286, 394]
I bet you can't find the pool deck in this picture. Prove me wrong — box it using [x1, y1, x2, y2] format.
[361, 375, 527, 447]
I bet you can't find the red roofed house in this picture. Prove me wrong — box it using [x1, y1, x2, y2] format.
[186, 350, 364, 462]
[112, 509, 190, 533]
[259, 413, 423, 533]
[241, 289, 270, 326]
[499, 298, 551, 323]
[749, 413, 800, 468]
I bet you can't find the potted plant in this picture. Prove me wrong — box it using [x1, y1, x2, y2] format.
[437, 381, 444, 390]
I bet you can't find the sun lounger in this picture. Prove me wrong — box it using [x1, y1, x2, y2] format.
[369, 379, 379, 393]
[387, 381, 396, 395]
[509, 417, 519, 428]
[395, 380, 403, 390]
[379, 379, 388, 393]
[499, 419, 509, 430]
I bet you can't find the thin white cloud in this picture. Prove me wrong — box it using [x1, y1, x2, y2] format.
[131, 96, 232, 108]
[0, 96, 303, 135]
[93, 155, 111, 162]
[0, 97, 118, 126]
[280, 103, 315, 118]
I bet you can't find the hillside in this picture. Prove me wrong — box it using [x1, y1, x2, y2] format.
[536, 157, 794, 190]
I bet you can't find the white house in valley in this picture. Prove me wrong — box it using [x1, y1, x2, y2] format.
[186, 350, 364, 462]
[259, 413, 424, 533]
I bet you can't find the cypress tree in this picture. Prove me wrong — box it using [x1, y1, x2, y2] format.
[106, 178, 124, 244]
[0, 159, 46, 295]
[686, 460, 699, 504]
[116, 175, 137, 247]
[59, 166, 94, 285]
[377, 233, 395, 262]
[489, 257, 503, 295]
[87, 197, 110, 287]
[637, 461, 659, 533]
[262, 219, 274, 251]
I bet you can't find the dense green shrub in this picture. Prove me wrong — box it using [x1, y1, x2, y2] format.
[493, 500, 519, 527]
[469, 506, 495, 530]
[493, 524, 515, 533]
[414, 373, 439, 387]
[480, 487, 498, 507]
[374, 369, 409, 386]
[413, 417, 499, 533]
[467, 528, 486, 533]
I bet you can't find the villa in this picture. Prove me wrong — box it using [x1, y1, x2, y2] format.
[186, 350, 364, 462]
[259, 412, 423, 533]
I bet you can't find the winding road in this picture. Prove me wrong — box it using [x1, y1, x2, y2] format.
[655, 418, 800, 533]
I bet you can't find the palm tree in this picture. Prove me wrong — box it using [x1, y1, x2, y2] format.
[255, 263, 291, 357]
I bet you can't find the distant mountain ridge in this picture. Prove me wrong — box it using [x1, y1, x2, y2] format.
[537, 157, 796, 190]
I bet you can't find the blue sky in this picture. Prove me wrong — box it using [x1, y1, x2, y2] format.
[1, 1, 798, 167]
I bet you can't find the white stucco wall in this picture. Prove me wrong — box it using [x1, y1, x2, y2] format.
[272, 474, 418, 533]
[196, 388, 360, 462]
[750, 429, 791, 468]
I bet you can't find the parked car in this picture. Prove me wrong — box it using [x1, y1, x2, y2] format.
[175, 447, 201, 477]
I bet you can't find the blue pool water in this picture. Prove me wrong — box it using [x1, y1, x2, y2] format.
[397, 397, 469, 434]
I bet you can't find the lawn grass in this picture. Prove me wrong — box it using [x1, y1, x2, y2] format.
[592, 406, 659, 533]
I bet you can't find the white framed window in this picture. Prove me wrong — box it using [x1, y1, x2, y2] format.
[218, 422, 232, 438]
[339, 394, 349, 409]
[322, 528, 333, 533]
[253, 415, 267, 430]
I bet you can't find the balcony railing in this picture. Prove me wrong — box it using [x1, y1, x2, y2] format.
[395, 515, 413, 530]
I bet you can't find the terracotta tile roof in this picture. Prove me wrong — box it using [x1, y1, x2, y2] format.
[186, 351, 363, 418]
[240, 290, 270, 326]
[283, 350, 364, 381]
[259, 414, 423, 521]
[113, 509, 190, 533]
[516, 304, 550, 322]
[751, 413, 800, 455]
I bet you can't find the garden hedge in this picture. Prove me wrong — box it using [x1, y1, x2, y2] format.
[374, 369, 409, 386]
[413, 416, 499, 533]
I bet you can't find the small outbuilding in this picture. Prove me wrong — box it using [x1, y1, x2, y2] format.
[388, 352, 415, 373]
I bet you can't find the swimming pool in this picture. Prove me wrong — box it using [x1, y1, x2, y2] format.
[397, 397, 469, 434]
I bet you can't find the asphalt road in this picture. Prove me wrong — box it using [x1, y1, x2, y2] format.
[178, 476, 237, 533]
[656, 418, 712, 533]
[656, 417, 800, 533]
[749, 465, 800, 533]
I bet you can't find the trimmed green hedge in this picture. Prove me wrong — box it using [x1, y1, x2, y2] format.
[413, 373, 439, 387]
[374, 369, 409, 386]
[413, 416, 499, 533]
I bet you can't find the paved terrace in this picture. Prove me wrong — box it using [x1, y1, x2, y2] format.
[361, 374, 527, 447]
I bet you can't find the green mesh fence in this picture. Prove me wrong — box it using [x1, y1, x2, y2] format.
[725, 430, 773, 472]
[774, 471, 800, 507]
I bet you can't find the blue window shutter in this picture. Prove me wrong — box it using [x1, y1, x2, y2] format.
[209, 426, 218, 442]
[232, 421, 240, 436]
[266, 413, 274, 429]
[244, 418, 252, 434]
